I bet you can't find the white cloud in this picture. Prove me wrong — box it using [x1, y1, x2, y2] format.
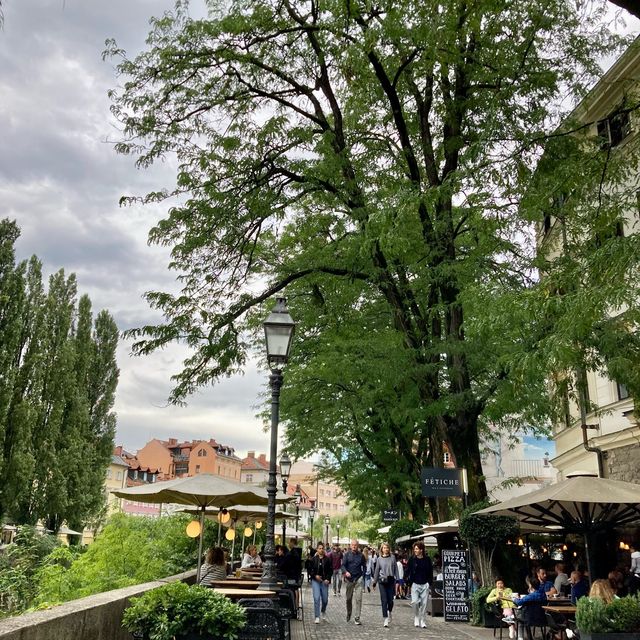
[0, 0, 272, 460]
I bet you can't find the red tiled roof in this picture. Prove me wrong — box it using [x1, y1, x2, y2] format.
[242, 456, 270, 471]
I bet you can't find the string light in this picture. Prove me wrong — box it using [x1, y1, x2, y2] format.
[225, 528, 236, 541]
[186, 520, 201, 538]
[255, 521, 263, 529]
[218, 509, 231, 524]
[244, 526, 253, 537]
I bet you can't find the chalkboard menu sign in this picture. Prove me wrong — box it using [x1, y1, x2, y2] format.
[442, 549, 470, 622]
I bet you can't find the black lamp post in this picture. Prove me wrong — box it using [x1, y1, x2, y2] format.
[336, 522, 340, 547]
[259, 298, 295, 590]
[309, 499, 316, 547]
[324, 515, 330, 545]
[293, 484, 301, 535]
[279, 453, 292, 543]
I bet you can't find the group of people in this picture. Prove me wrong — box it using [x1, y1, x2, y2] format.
[486, 553, 640, 640]
[308, 539, 435, 628]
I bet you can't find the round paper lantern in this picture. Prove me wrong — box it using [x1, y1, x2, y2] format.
[186, 520, 201, 538]
[218, 510, 231, 524]
[244, 526, 253, 537]
[225, 528, 236, 541]
[255, 521, 263, 529]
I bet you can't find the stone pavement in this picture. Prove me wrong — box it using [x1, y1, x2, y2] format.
[298, 583, 498, 640]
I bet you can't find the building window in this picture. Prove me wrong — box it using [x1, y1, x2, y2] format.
[319, 489, 324, 496]
[195, 465, 201, 473]
[597, 109, 631, 148]
[443, 451, 451, 464]
[616, 381, 630, 401]
[116, 471, 122, 481]
[319, 501, 324, 508]
[245, 474, 253, 483]
[106, 469, 112, 479]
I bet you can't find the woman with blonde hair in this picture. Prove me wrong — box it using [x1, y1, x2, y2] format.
[372, 542, 398, 627]
[589, 579, 615, 604]
[241, 544, 262, 568]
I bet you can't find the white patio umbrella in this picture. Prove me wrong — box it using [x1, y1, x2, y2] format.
[112, 474, 289, 581]
[475, 474, 640, 578]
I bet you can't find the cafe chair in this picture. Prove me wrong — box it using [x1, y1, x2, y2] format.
[515, 603, 547, 640]
[489, 603, 510, 639]
[237, 606, 284, 640]
[545, 610, 568, 640]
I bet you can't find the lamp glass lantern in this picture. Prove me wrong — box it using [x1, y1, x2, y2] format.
[263, 298, 295, 371]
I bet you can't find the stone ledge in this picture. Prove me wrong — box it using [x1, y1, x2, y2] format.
[0, 570, 196, 640]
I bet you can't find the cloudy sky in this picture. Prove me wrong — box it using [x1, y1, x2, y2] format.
[1, 1, 638, 459]
[0, 0, 272, 457]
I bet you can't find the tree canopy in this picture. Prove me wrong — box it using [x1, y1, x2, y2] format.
[0, 219, 119, 531]
[109, 0, 638, 519]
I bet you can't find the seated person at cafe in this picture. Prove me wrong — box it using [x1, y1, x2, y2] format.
[570, 570, 589, 604]
[553, 563, 570, 594]
[589, 579, 615, 604]
[199, 547, 227, 586]
[608, 569, 626, 597]
[275, 544, 288, 574]
[241, 544, 262, 568]
[512, 577, 545, 606]
[536, 567, 557, 599]
[487, 578, 516, 638]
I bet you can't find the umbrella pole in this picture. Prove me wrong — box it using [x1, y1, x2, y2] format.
[217, 519, 222, 546]
[253, 527, 256, 546]
[231, 520, 237, 571]
[581, 504, 594, 582]
[196, 506, 205, 583]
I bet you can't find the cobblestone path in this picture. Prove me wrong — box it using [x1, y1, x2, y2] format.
[299, 583, 495, 640]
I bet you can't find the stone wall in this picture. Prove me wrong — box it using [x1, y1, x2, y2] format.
[0, 571, 196, 640]
[606, 444, 640, 483]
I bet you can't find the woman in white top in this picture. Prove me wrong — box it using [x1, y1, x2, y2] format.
[241, 544, 262, 568]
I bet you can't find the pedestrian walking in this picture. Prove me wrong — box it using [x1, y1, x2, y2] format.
[363, 547, 373, 592]
[311, 542, 333, 624]
[329, 543, 343, 595]
[342, 538, 366, 625]
[395, 553, 406, 599]
[372, 542, 398, 628]
[406, 542, 433, 629]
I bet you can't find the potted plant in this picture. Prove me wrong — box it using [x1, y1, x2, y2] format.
[470, 585, 494, 626]
[122, 582, 246, 640]
[576, 595, 640, 640]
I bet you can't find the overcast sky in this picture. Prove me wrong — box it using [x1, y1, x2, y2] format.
[1, 2, 638, 459]
[0, 0, 272, 457]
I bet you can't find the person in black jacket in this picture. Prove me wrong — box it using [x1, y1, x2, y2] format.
[311, 542, 333, 623]
[406, 542, 433, 629]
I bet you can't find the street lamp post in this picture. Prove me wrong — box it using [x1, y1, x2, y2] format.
[309, 499, 316, 547]
[279, 453, 292, 544]
[324, 515, 330, 546]
[336, 523, 340, 547]
[293, 484, 301, 537]
[259, 298, 295, 590]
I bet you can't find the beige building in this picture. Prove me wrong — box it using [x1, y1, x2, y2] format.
[105, 454, 129, 513]
[538, 39, 640, 482]
[288, 460, 350, 517]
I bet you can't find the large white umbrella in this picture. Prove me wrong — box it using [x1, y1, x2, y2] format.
[475, 475, 640, 578]
[112, 474, 289, 580]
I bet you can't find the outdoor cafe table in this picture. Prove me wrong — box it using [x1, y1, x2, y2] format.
[213, 587, 277, 600]
[210, 580, 261, 589]
[543, 604, 577, 615]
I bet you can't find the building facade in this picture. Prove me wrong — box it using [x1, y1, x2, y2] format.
[538, 39, 640, 482]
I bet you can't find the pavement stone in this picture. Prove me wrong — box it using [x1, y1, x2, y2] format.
[299, 583, 497, 640]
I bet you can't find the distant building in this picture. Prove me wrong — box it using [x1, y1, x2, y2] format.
[105, 453, 129, 513]
[136, 437, 241, 481]
[241, 451, 271, 485]
[112, 445, 161, 517]
[288, 460, 350, 517]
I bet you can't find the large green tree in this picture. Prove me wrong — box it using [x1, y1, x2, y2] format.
[110, 0, 633, 519]
[0, 221, 120, 531]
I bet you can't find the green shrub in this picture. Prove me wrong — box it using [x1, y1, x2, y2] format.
[576, 595, 640, 634]
[388, 519, 419, 549]
[122, 582, 246, 640]
[470, 585, 493, 626]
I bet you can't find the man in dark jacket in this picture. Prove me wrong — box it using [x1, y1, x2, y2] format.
[311, 542, 333, 623]
[406, 542, 433, 629]
[342, 539, 366, 625]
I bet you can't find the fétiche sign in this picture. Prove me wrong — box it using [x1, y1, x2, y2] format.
[442, 549, 470, 622]
[382, 509, 400, 522]
[420, 467, 463, 497]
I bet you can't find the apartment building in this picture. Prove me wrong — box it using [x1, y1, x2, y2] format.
[537, 39, 640, 482]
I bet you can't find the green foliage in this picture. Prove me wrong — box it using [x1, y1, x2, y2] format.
[576, 595, 640, 634]
[0, 526, 61, 617]
[470, 586, 493, 626]
[459, 502, 519, 548]
[0, 219, 119, 531]
[34, 514, 201, 605]
[122, 582, 246, 640]
[387, 519, 420, 549]
[106, 0, 638, 524]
